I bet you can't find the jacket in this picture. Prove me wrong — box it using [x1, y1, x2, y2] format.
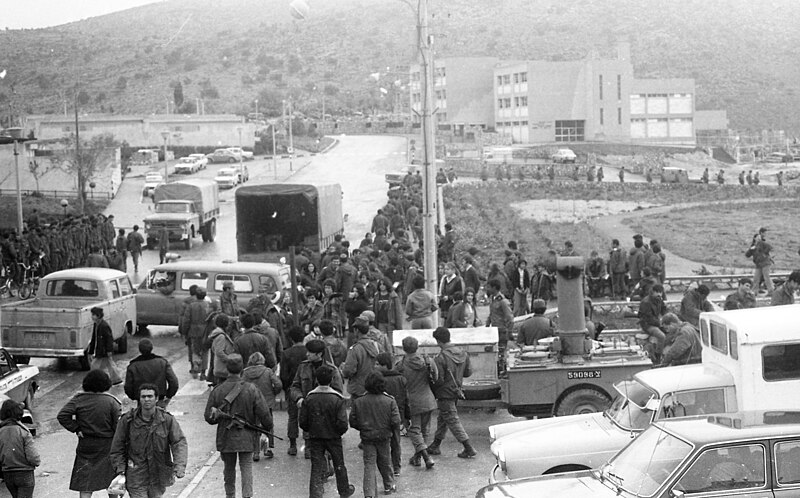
[679, 290, 714, 327]
[256, 324, 283, 365]
[0, 420, 40, 471]
[181, 298, 211, 339]
[628, 247, 645, 280]
[367, 326, 392, 354]
[752, 239, 773, 268]
[487, 293, 513, 339]
[462, 265, 482, 295]
[300, 301, 325, 329]
[439, 274, 464, 314]
[110, 407, 187, 489]
[517, 314, 554, 346]
[341, 337, 380, 396]
[607, 248, 628, 274]
[405, 288, 437, 319]
[661, 323, 702, 367]
[446, 301, 478, 328]
[299, 385, 349, 439]
[242, 364, 282, 410]
[396, 353, 437, 416]
[280, 343, 308, 391]
[323, 335, 348, 367]
[204, 374, 273, 452]
[373, 291, 403, 330]
[431, 343, 472, 400]
[289, 359, 344, 403]
[235, 330, 276, 369]
[88, 319, 114, 357]
[381, 370, 410, 420]
[638, 295, 667, 329]
[335, 262, 358, 296]
[771, 284, 796, 306]
[124, 353, 179, 402]
[209, 327, 237, 379]
[509, 268, 530, 292]
[58, 391, 122, 438]
[349, 393, 402, 442]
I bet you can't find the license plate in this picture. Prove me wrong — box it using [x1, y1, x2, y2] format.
[567, 370, 601, 379]
[26, 332, 52, 346]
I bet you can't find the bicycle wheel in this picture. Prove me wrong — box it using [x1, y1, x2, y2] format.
[7, 280, 18, 297]
[18, 281, 32, 300]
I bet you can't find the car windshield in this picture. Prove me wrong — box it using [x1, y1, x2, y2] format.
[155, 203, 190, 213]
[606, 380, 656, 431]
[218, 170, 235, 177]
[601, 425, 692, 497]
[179, 158, 194, 163]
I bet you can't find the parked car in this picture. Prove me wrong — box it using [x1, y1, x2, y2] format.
[214, 167, 240, 189]
[174, 156, 204, 174]
[660, 166, 689, 184]
[188, 153, 208, 169]
[552, 148, 577, 163]
[206, 148, 239, 164]
[477, 410, 800, 498]
[143, 172, 165, 197]
[227, 147, 254, 161]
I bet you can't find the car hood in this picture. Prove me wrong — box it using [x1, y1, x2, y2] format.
[478, 471, 619, 498]
[493, 412, 635, 480]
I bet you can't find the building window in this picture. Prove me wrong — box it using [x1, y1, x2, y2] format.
[514, 97, 519, 107]
[555, 120, 585, 142]
[521, 72, 527, 83]
[505, 98, 511, 108]
[630, 94, 646, 115]
[520, 96, 528, 106]
[498, 99, 504, 109]
[618, 107, 622, 125]
[497, 76, 503, 86]
[503, 74, 511, 85]
[513, 73, 519, 84]
[599, 74, 603, 100]
[600, 108, 604, 125]
[617, 74, 622, 100]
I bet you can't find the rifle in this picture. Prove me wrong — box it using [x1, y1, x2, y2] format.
[213, 409, 284, 441]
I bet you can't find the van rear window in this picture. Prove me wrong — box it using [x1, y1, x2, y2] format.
[763, 343, 800, 381]
[47, 279, 99, 297]
[215, 274, 253, 293]
[181, 272, 208, 291]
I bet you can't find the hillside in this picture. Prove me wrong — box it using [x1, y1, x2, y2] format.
[2, 0, 800, 133]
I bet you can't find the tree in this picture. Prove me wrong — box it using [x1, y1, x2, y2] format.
[172, 81, 184, 109]
[50, 133, 118, 214]
[77, 90, 90, 106]
[27, 159, 56, 193]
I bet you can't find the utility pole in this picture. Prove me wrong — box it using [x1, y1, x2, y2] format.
[74, 95, 84, 214]
[418, 0, 439, 324]
[288, 98, 294, 172]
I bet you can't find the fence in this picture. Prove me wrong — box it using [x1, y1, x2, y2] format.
[0, 189, 112, 200]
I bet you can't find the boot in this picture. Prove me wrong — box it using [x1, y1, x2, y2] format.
[421, 449, 435, 470]
[426, 439, 442, 456]
[457, 440, 477, 459]
[288, 438, 297, 456]
[408, 452, 422, 467]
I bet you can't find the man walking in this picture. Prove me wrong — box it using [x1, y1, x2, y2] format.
[341, 322, 379, 398]
[749, 227, 774, 295]
[426, 327, 476, 459]
[110, 384, 187, 498]
[396, 336, 436, 470]
[181, 287, 212, 379]
[124, 339, 179, 409]
[87, 307, 121, 385]
[126, 225, 144, 272]
[205, 354, 273, 498]
[299, 364, 356, 498]
[281, 327, 310, 456]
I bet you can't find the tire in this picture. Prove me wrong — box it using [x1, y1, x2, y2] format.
[78, 351, 91, 371]
[136, 323, 150, 336]
[207, 220, 216, 242]
[463, 381, 501, 401]
[228, 157, 236, 163]
[553, 388, 611, 417]
[7, 280, 17, 297]
[18, 282, 32, 300]
[185, 232, 193, 250]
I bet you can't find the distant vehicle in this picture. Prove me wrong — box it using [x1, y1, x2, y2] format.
[478, 410, 800, 498]
[143, 179, 220, 250]
[660, 166, 689, 184]
[227, 147, 254, 161]
[551, 148, 577, 163]
[214, 167, 240, 189]
[143, 172, 165, 197]
[188, 153, 208, 168]
[131, 149, 159, 165]
[207, 148, 239, 164]
[174, 155, 204, 174]
[765, 152, 791, 163]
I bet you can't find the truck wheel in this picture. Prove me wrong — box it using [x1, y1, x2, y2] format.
[207, 220, 216, 242]
[201, 226, 208, 242]
[185, 234, 192, 250]
[79, 351, 91, 371]
[553, 388, 611, 416]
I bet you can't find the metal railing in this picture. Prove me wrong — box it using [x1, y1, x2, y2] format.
[0, 189, 112, 200]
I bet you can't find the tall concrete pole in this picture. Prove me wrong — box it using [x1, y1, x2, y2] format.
[13, 139, 23, 234]
[419, 0, 439, 326]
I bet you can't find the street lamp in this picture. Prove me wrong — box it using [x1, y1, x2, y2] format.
[254, 99, 259, 118]
[89, 181, 96, 199]
[160, 130, 170, 182]
[1, 128, 35, 234]
[60, 199, 69, 219]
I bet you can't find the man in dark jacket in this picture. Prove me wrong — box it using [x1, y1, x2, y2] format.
[724, 278, 756, 310]
[516, 299, 554, 346]
[426, 327, 476, 459]
[638, 284, 668, 361]
[124, 339, 179, 408]
[299, 365, 355, 498]
[205, 354, 273, 498]
[376, 352, 409, 476]
[181, 287, 212, 378]
[234, 314, 276, 369]
[679, 284, 714, 328]
[349, 373, 401, 496]
[771, 270, 800, 306]
[281, 327, 309, 456]
[461, 256, 482, 305]
[660, 313, 702, 367]
[395, 336, 437, 469]
[341, 322, 379, 397]
[87, 306, 121, 385]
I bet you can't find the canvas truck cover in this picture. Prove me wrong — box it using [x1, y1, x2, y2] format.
[236, 184, 343, 256]
[153, 178, 219, 215]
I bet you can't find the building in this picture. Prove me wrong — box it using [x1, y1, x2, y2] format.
[409, 57, 499, 135]
[25, 114, 256, 149]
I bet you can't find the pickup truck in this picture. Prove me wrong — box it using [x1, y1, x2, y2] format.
[144, 179, 220, 250]
[489, 304, 800, 482]
[0, 268, 136, 369]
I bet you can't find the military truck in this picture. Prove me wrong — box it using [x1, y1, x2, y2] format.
[501, 256, 653, 418]
[144, 178, 220, 250]
[235, 184, 343, 263]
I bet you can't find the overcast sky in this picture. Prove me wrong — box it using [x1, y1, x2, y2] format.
[3, 0, 163, 29]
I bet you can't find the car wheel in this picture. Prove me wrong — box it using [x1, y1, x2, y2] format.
[207, 220, 217, 242]
[553, 388, 611, 416]
[228, 157, 236, 163]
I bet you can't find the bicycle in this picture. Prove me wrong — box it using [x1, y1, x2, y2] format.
[0, 266, 18, 299]
[16, 261, 41, 300]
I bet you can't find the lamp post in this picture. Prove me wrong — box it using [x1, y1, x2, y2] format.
[255, 99, 259, 118]
[2, 128, 34, 235]
[288, 99, 294, 172]
[160, 130, 170, 182]
[271, 121, 278, 180]
[60, 199, 69, 219]
[89, 181, 96, 199]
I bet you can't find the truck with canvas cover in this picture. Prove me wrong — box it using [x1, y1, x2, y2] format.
[144, 178, 220, 250]
[236, 183, 343, 263]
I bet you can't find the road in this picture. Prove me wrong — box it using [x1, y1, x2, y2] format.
[15, 135, 516, 498]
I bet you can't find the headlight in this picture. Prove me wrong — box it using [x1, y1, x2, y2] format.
[488, 426, 496, 441]
[496, 444, 506, 472]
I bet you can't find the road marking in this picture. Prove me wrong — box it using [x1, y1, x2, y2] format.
[178, 452, 220, 498]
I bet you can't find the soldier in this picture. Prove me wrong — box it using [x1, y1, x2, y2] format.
[596, 166, 604, 182]
[717, 169, 725, 185]
[701, 168, 709, 184]
[126, 225, 145, 272]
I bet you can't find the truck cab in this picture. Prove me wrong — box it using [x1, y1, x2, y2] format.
[144, 179, 219, 250]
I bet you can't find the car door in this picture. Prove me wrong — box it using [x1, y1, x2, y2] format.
[135, 270, 181, 326]
[773, 439, 800, 497]
[669, 442, 771, 497]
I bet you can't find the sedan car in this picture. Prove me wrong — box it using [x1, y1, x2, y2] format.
[174, 156, 202, 174]
[214, 167, 240, 189]
[143, 172, 164, 197]
[552, 148, 577, 163]
[187, 153, 208, 169]
[206, 148, 239, 164]
[478, 410, 800, 498]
